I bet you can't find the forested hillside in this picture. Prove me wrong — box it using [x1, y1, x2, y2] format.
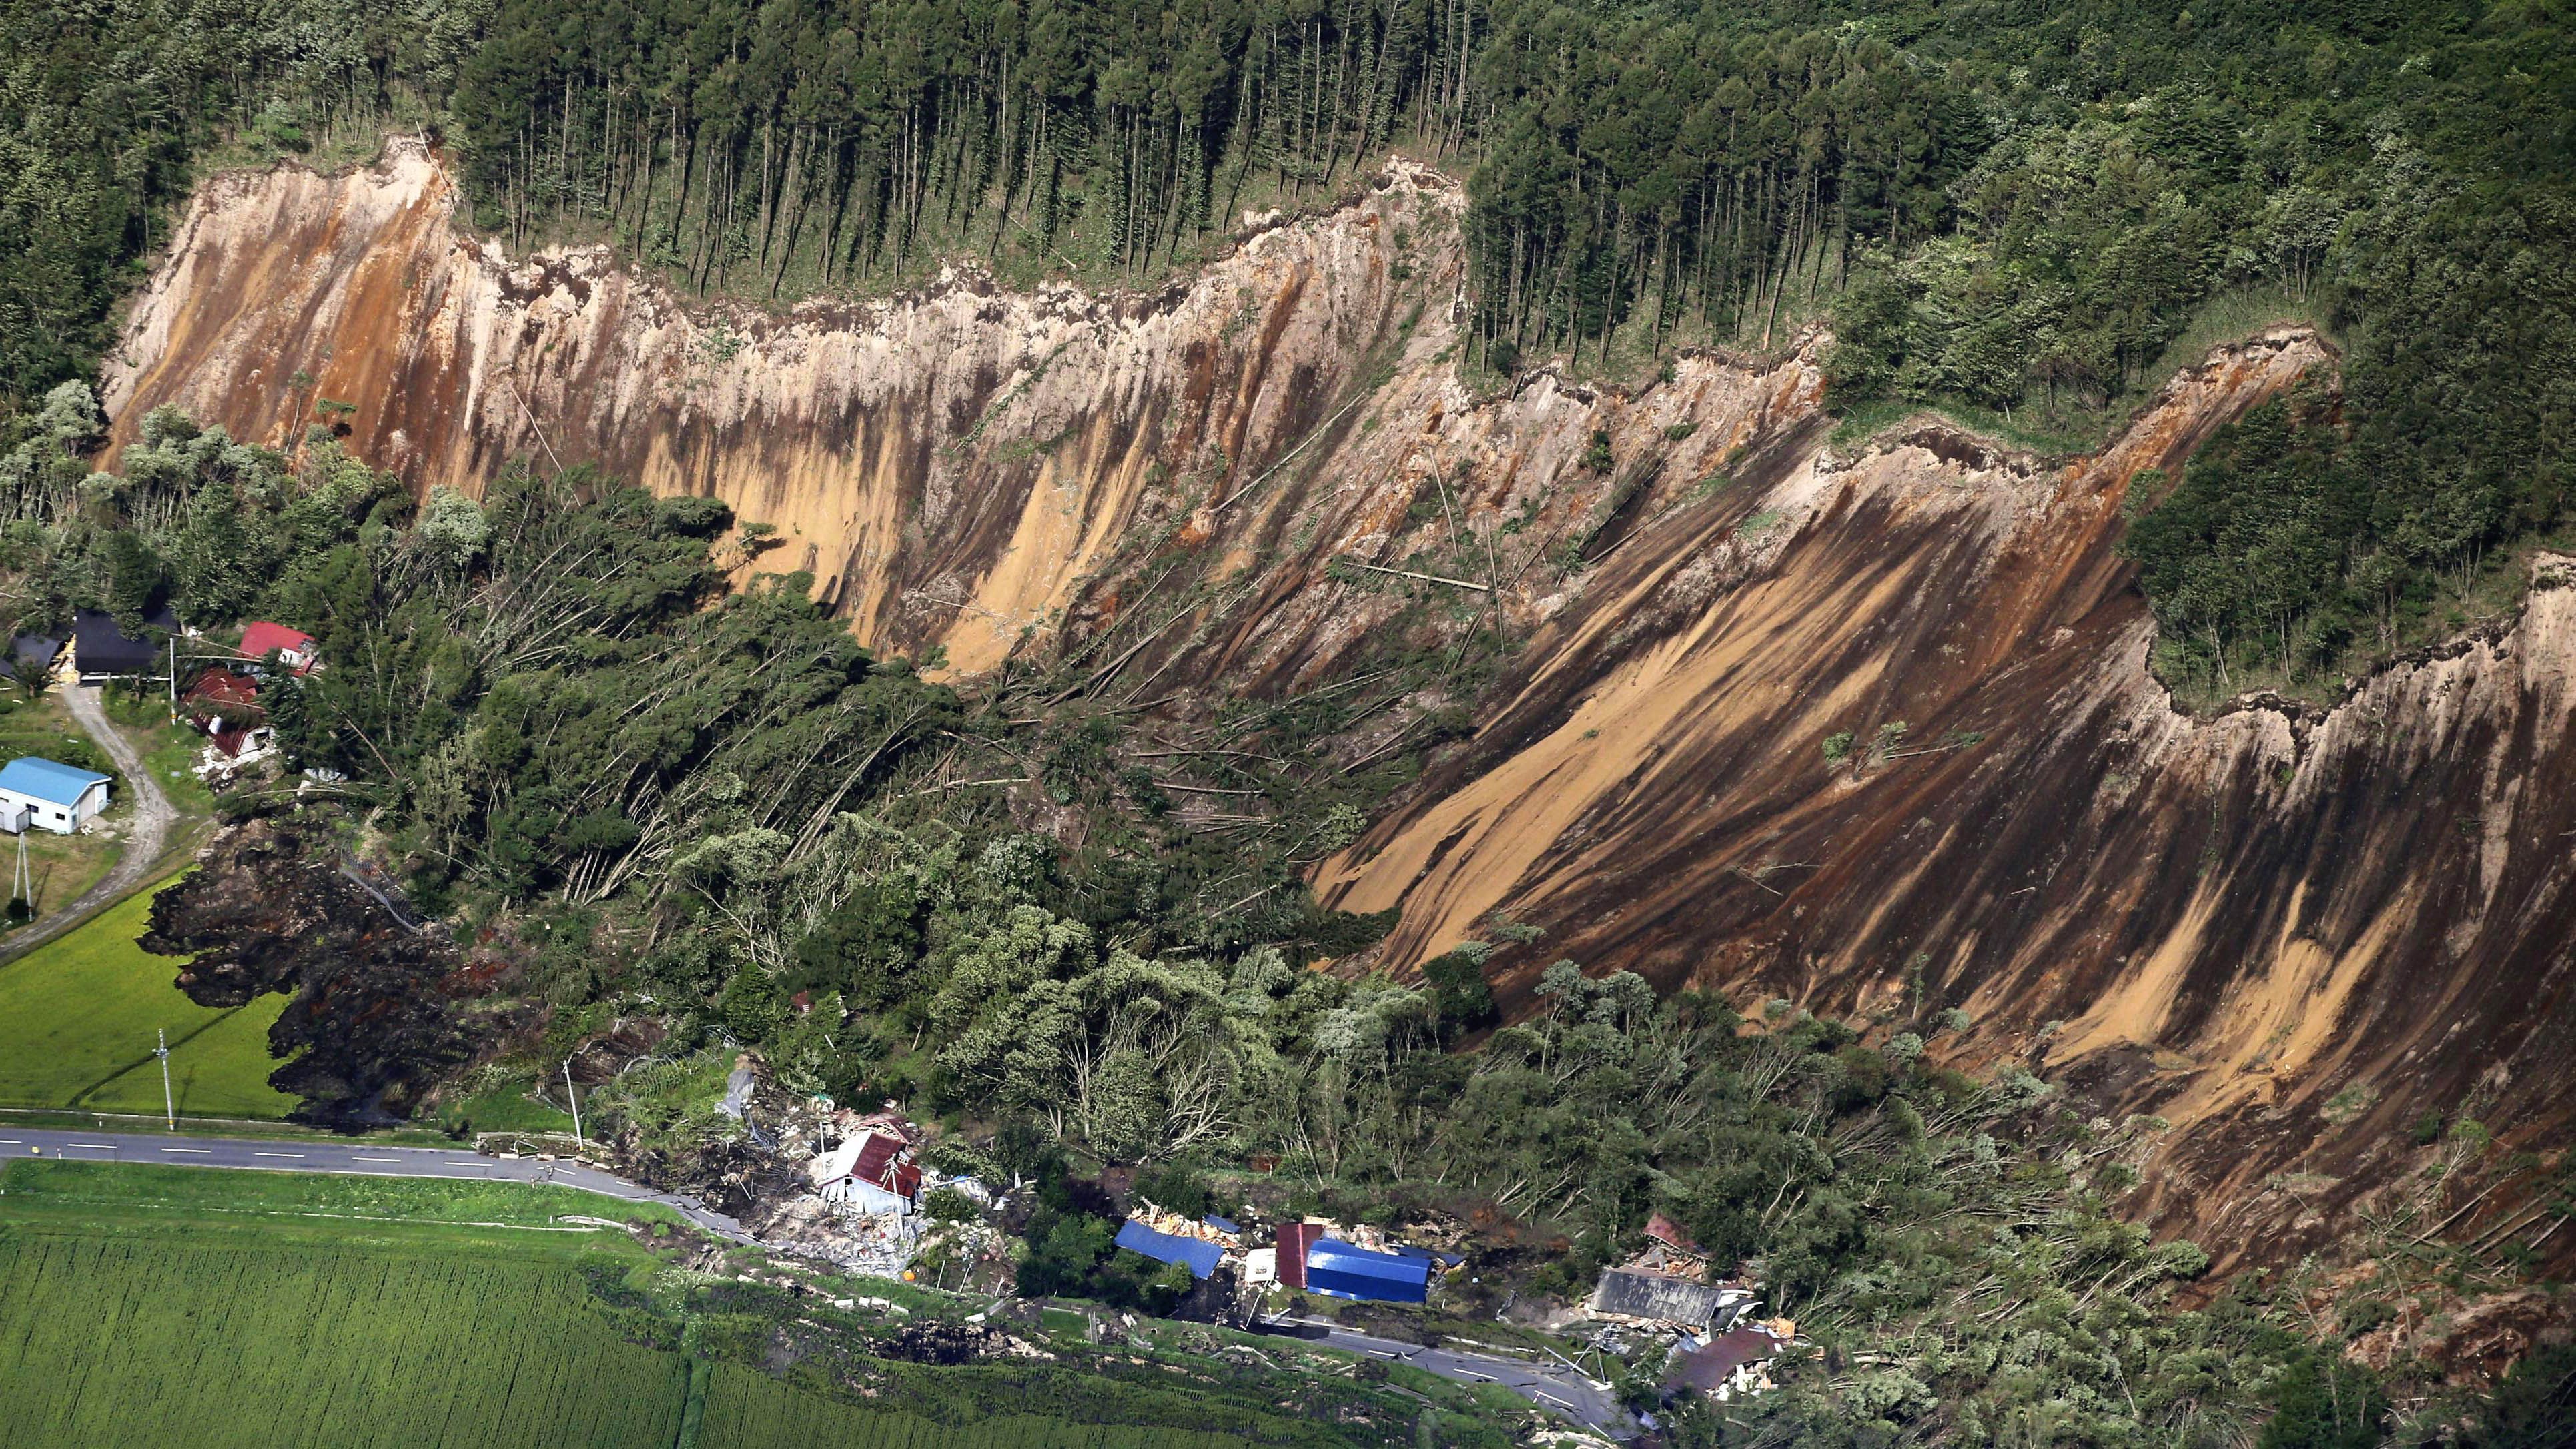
[3, 0, 2571, 694]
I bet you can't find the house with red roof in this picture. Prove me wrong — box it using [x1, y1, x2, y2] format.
[237, 622, 318, 674]
[183, 667, 272, 760]
[809, 1127, 923, 1216]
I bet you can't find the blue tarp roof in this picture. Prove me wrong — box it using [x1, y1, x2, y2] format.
[1202, 1214, 1240, 1234]
[0, 757, 109, 807]
[1114, 1220, 1224, 1280]
[1302, 1238, 1431, 1304]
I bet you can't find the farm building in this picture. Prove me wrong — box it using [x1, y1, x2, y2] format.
[71, 607, 177, 682]
[1292, 1238, 1432, 1304]
[1275, 1221, 1325, 1290]
[808, 1127, 922, 1216]
[1113, 1220, 1225, 1280]
[0, 757, 111, 834]
[237, 622, 319, 674]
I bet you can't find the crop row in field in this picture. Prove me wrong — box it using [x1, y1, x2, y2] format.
[697, 1364, 1279, 1449]
[0, 1235, 688, 1449]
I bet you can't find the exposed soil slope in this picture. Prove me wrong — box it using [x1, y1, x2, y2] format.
[103, 141, 2576, 1270]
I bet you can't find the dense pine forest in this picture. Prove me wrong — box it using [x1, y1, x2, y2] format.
[3, 0, 2572, 692]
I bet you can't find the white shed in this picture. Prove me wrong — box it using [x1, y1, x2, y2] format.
[0, 758, 111, 835]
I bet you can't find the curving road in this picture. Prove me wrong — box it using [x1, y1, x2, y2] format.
[0, 686, 181, 966]
[0, 1126, 756, 1244]
[1263, 1316, 1628, 1433]
[0, 1126, 1629, 1434]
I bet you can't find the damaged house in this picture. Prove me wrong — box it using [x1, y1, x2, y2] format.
[809, 1127, 923, 1216]
[183, 668, 274, 767]
[1665, 1324, 1789, 1404]
[1587, 1268, 1758, 1336]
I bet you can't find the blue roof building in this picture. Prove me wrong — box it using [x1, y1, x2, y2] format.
[0, 757, 112, 835]
[1114, 1220, 1225, 1280]
[1301, 1238, 1432, 1304]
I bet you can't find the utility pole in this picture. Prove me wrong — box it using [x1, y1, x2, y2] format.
[563, 1059, 582, 1145]
[155, 1028, 174, 1131]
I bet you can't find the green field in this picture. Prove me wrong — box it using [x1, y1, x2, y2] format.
[0, 1163, 1458, 1449]
[0, 881, 294, 1119]
[698, 1364, 1271, 1448]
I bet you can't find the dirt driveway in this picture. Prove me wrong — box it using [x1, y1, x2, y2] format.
[0, 685, 182, 965]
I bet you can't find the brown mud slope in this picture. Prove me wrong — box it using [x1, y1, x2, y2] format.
[1316, 331, 2576, 1274]
[103, 138, 1811, 694]
[107, 141, 2576, 1268]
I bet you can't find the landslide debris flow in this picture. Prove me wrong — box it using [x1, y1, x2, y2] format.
[103, 148, 2576, 1277]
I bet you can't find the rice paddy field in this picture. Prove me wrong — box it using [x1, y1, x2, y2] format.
[0, 1162, 1446, 1449]
[0, 879, 294, 1119]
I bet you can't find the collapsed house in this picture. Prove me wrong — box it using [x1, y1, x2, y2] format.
[1664, 1324, 1790, 1404]
[1587, 1268, 1757, 1335]
[183, 667, 277, 773]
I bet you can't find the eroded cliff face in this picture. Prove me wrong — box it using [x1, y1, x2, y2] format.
[106, 141, 2576, 1269]
[1311, 326, 2576, 1272]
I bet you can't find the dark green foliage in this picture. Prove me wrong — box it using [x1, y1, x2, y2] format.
[1420, 944, 1497, 1034]
[2256, 1351, 2390, 1449]
[1128, 1162, 1213, 1219]
[1296, 905, 1398, 960]
[2465, 1343, 2576, 1448]
[789, 876, 925, 1009]
[0, 0, 440, 417]
[720, 967, 788, 1043]
[1015, 1204, 1180, 1312]
[2117, 358, 2550, 692]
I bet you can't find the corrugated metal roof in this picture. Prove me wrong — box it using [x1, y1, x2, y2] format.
[1115, 1220, 1224, 1279]
[0, 757, 109, 807]
[1587, 1268, 1732, 1327]
[1277, 1221, 1322, 1289]
[1302, 1239, 1431, 1304]
[72, 608, 175, 674]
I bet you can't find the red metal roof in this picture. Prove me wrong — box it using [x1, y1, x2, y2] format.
[185, 668, 259, 710]
[845, 1131, 922, 1200]
[238, 622, 315, 662]
[1664, 1328, 1780, 1392]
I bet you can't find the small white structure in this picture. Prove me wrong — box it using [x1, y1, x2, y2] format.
[0, 758, 110, 835]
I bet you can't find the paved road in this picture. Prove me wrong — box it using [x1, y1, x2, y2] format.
[0, 1128, 1627, 1434]
[0, 686, 180, 966]
[0, 1127, 756, 1244]
[1268, 1315, 1629, 1434]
